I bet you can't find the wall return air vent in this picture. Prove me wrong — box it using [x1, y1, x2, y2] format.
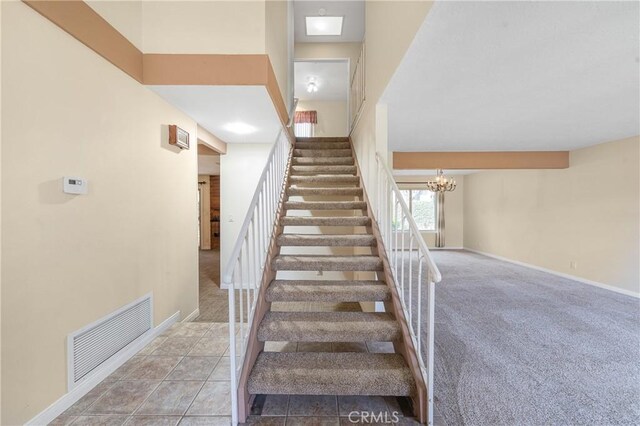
[67, 294, 153, 390]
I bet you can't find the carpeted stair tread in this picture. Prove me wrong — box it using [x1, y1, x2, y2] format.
[288, 187, 363, 196]
[281, 216, 370, 226]
[295, 141, 350, 150]
[284, 201, 367, 210]
[272, 255, 382, 271]
[289, 175, 360, 184]
[291, 165, 357, 175]
[266, 280, 390, 302]
[294, 149, 353, 158]
[292, 157, 354, 165]
[277, 234, 375, 247]
[248, 352, 415, 396]
[258, 311, 401, 342]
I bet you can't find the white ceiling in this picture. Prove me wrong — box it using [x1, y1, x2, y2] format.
[294, 0, 364, 43]
[148, 86, 281, 144]
[383, 1, 640, 152]
[295, 60, 349, 101]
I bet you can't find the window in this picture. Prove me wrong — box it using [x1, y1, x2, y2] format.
[294, 122, 315, 137]
[294, 111, 317, 137]
[400, 189, 436, 231]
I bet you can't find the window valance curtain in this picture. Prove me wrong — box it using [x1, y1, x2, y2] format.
[294, 110, 317, 124]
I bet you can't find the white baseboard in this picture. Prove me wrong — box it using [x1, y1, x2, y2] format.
[464, 248, 640, 298]
[182, 308, 200, 323]
[429, 246, 464, 250]
[26, 311, 181, 426]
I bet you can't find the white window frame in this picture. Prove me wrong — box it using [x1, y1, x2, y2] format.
[294, 122, 315, 137]
[399, 187, 437, 232]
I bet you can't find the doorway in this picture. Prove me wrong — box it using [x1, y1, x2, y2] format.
[195, 143, 228, 322]
[293, 59, 350, 137]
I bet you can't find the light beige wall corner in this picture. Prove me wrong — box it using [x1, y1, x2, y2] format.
[266, 0, 290, 105]
[197, 125, 227, 155]
[141, 1, 266, 54]
[463, 136, 640, 295]
[297, 100, 348, 137]
[363, 0, 433, 107]
[1, 3, 199, 424]
[0, 0, 3, 421]
[294, 42, 363, 79]
[219, 143, 273, 275]
[395, 176, 464, 249]
[199, 175, 212, 250]
[351, 1, 434, 203]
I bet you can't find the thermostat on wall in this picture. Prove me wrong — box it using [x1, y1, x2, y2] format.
[63, 176, 88, 195]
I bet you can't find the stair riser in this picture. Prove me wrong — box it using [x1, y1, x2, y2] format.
[266, 288, 390, 303]
[281, 218, 371, 226]
[294, 149, 353, 158]
[258, 328, 401, 343]
[287, 188, 363, 196]
[248, 381, 414, 397]
[296, 137, 349, 143]
[291, 166, 357, 175]
[295, 142, 350, 150]
[289, 176, 360, 184]
[284, 201, 367, 210]
[292, 158, 354, 165]
[272, 261, 382, 272]
[277, 236, 375, 247]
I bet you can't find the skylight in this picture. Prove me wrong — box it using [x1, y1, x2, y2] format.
[305, 16, 344, 36]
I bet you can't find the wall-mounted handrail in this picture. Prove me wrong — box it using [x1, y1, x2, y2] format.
[374, 152, 441, 425]
[287, 98, 299, 128]
[225, 129, 292, 425]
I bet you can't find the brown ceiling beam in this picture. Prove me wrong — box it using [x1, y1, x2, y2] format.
[22, 0, 291, 134]
[393, 151, 570, 170]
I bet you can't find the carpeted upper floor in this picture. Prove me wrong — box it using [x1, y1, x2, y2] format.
[427, 250, 639, 426]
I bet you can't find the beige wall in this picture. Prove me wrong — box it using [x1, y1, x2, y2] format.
[396, 176, 465, 249]
[266, 0, 290, 105]
[86, 0, 143, 50]
[297, 100, 348, 137]
[464, 136, 640, 295]
[0, 1, 3, 421]
[88, 0, 292, 109]
[1, 3, 199, 424]
[141, 1, 266, 54]
[294, 42, 363, 79]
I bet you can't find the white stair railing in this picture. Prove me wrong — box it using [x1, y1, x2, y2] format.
[375, 152, 442, 426]
[350, 42, 366, 130]
[224, 129, 292, 425]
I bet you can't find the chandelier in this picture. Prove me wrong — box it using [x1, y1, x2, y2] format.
[425, 169, 456, 193]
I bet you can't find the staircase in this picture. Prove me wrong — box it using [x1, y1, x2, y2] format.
[238, 137, 424, 421]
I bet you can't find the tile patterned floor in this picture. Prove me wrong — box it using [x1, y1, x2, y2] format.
[51, 253, 444, 426]
[51, 321, 444, 425]
[51, 322, 233, 426]
[195, 250, 229, 323]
